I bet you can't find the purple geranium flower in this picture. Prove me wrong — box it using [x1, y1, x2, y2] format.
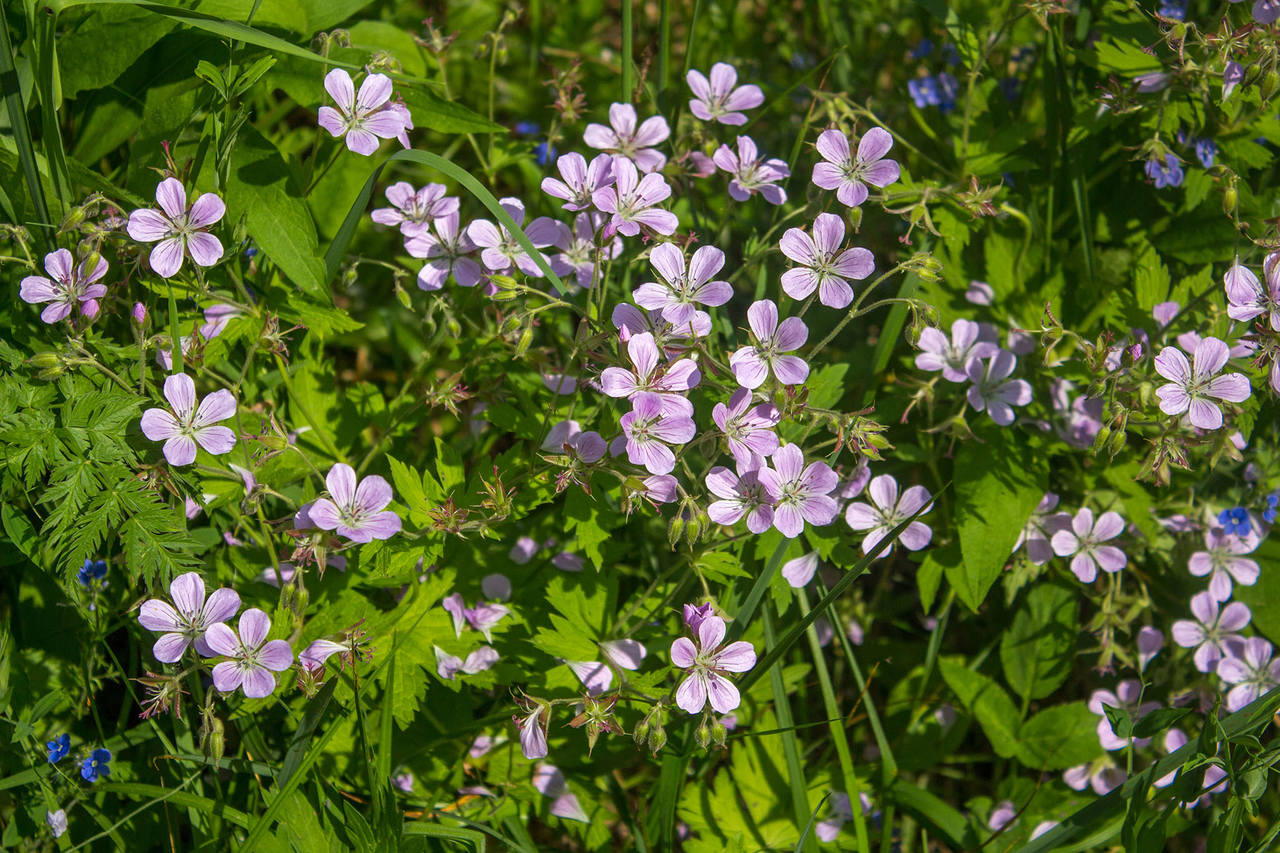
[1088, 680, 1159, 751]
[466, 197, 567, 277]
[515, 703, 550, 759]
[757, 444, 838, 538]
[204, 608, 294, 698]
[614, 392, 696, 475]
[1223, 254, 1280, 329]
[371, 182, 459, 237]
[1014, 493, 1070, 565]
[686, 62, 763, 125]
[670, 614, 757, 714]
[843, 474, 933, 556]
[914, 319, 998, 382]
[706, 458, 775, 534]
[435, 645, 499, 680]
[591, 157, 678, 237]
[612, 302, 712, 350]
[1051, 508, 1126, 583]
[1064, 760, 1125, 795]
[1189, 526, 1261, 602]
[965, 350, 1033, 425]
[1153, 337, 1251, 430]
[712, 388, 780, 465]
[582, 103, 670, 173]
[1172, 592, 1250, 673]
[811, 127, 901, 207]
[307, 463, 402, 543]
[1144, 154, 1183, 189]
[1217, 638, 1280, 712]
[712, 136, 790, 204]
[729, 300, 809, 389]
[542, 152, 616, 211]
[633, 243, 732, 325]
[126, 178, 225, 278]
[779, 213, 874, 308]
[443, 593, 510, 641]
[1223, 61, 1244, 100]
[1051, 379, 1105, 449]
[533, 764, 591, 822]
[139, 373, 237, 466]
[405, 211, 483, 290]
[1138, 626, 1164, 671]
[20, 249, 108, 323]
[317, 69, 409, 155]
[137, 571, 241, 662]
[548, 211, 622, 289]
[600, 331, 700, 415]
[781, 552, 820, 588]
[200, 303, 241, 339]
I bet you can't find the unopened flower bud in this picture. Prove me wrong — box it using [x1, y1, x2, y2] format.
[132, 302, 148, 325]
[710, 720, 728, 748]
[695, 719, 712, 749]
[203, 716, 225, 765]
[646, 724, 667, 755]
[515, 325, 534, 356]
[1262, 71, 1279, 103]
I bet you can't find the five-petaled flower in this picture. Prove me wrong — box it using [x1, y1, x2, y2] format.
[127, 178, 225, 278]
[583, 104, 670, 172]
[615, 392, 696, 475]
[670, 614, 757, 714]
[317, 69, 411, 155]
[706, 458, 776, 534]
[80, 748, 111, 783]
[600, 331, 700, 415]
[47, 733, 70, 764]
[1051, 508, 1127, 583]
[137, 571, 242, 662]
[591, 157, 678, 236]
[140, 373, 238, 466]
[1171, 592, 1250, 673]
[686, 62, 764, 125]
[371, 182, 459, 237]
[729, 300, 809, 389]
[1153, 336, 1251, 430]
[1188, 525, 1261, 602]
[965, 350, 1033, 426]
[844, 474, 934, 556]
[811, 127, 901, 207]
[20, 248, 109, 323]
[633, 243, 732, 325]
[712, 388, 780, 466]
[914, 319, 998, 382]
[308, 463, 402, 543]
[466, 197, 567, 277]
[757, 444, 838, 538]
[204, 608, 294, 698]
[779, 213, 874, 308]
[1217, 638, 1280, 712]
[712, 136, 790, 205]
[542, 152, 616, 211]
[405, 211, 483, 290]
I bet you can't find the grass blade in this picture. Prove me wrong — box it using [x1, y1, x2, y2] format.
[763, 606, 817, 853]
[0, 11, 52, 245]
[621, 0, 633, 102]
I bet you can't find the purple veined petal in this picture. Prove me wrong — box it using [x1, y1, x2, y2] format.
[317, 106, 346, 138]
[188, 192, 225, 229]
[692, 278, 733, 308]
[780, 268, 820, 301]
[43, 248, 74, 282]
[708, 62, 738, 97]
[670, 636, 698, 669]
[729, 348, 768, 389]
[1070, 507, 1095, 539]
[191, 389, 236, 429]
[861, 159, 901, 188]
[782, 552, 819, 587]
[860, 527, 891, 557]
[844, 502, 881, 531]
[344, 128, 380, 156]
[1225, 557, 1260, 586]
[712, 145, 740, 175]
[675, 672, 708, 713]
[1093, 545, 1127, 572]
[1050, 528, 1080, 557]
[568, 660, 613, 695]
[799, 460, 839, 495]
[417, 259, 448, 290]
[1171, 618, 1206, 648]
[325, 463, 358, 508]
[127, 208, 173, 242]
[899, 522, 933, 551]
[550, 792, 590, 823]
[211, 660, 245, 693]
[815, 129, 851, 165]
[169, 571, 205, 618]
[149, 236, 186, 278]
[697, 615, 727, 652]
[632, 115, 671, 148]
[582, 122, 619, 150]
[1187, 398, 1224, 430]
[773, 503, 805, 538]
[155, 178, 188, 220]
[779, 227, 817, 265]
[140, 408, 181, 441]
[724, 83, 764, 112]
[601, 639, 646, 671]
[360, 510, 402, 540]
[355, 72, 393, 112]
[201, 587, 241, 625]
[629, 439, 675, 475]
[1208, 570, 1234, 602]
[1092, 511, 1125, 541]
[867, 475, 899, 511]
[836, 181, 869, 207]
[833, 247, 875, 280]
[193, 425, 235, 456]
[152, 632, 191, 663]
[358, 109, 404, 141]
[800, 493, 839, 526]
[186, 232, 224, 268]
[1205, 373, 1252, 403]
[139, 598, 183, 632]
[857, 127, 894, 163]
[306, 497, 343, 531]
[599, 367, 639, 398]
[687, 245, 726, 286]
[323, 68, 356, 112]
[686, 68, 712, 101]
[19, 275, 57, 305]
[746, 299, 779, 340]
[1192, 337, 1230, 379]
[773, 317, 809, 352]
[354, 474, 393, 514]
[705, 467, 743, 501]
[1071, 553, 1099, 583]
[203, 622, 241, 657]
[1219, 601, 1252, 632]
[257, 639, 294, 672]
[1187, 551, 1212, 577]
[1155, 383, 1191, 415]
[240, 667, 277, 698]
[705, 673, 742, 714]
[811, 161, 845, 191]
[238, 608, 272, 649]
[708, 499, 747, 526]
[770, 444, 805, 482]
[162, 434, 199, 466]
[1154, 346, 1191, 383]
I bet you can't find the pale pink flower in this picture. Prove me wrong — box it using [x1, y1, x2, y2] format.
[1188, 526, 1261, 602]
[1063, 760, 1126, 795]
[966, 350, 1033, 425]
[566, 661, 612, 695]
[435, 645, 499, 679]
[712, 135, 789, 204]
[307, 463, 402, 543]
[599, 331, 700, 415]
[1014, 493, 1070, 565]
[612, 302, 712, 351]
[127, 178, 225, 277]
[614, 392, 696, 475]
[316, 69, 408, 155]
[204, 608, 294, 698]
[1153, 337, 1251, 430]
[779, 213, 874, 308]
[633, 243, 732, 325]
[712, 388, 780, 466]
[591, 157, 678, 236]
[706, 458, 775, 534]
[533, 764, 590, 822]
[1051, 508, 1126, 582]
[1137, 626, 1164, 671]
[583, 103, 669, 172]
[1088, 680, 1159, 751]
[1172, 592, 1250, 673]
[729, 300, 809, 389]
[139, 373, 237, 466]
[844, 474, 933, 556]
[670, 615, 757, 713]
[781, 551, 820, 588]
[199, 303, 241, 339]
[811, 127, 900, 207]
[542, 153, 616, 211]
[965, 280, 994, 305]
[137, 571, 240, 662]
[515, 704, 549, 759]
[601, 639, 647, 671]
[466, 197, 568, 276]
[686, 62, 763, 125]
[914, 319, 997, 382]
[19, 248, 108, 323]
[757, 444, 838, 538]
[549, 211, 623, 289]
[405, 211, 483, 290]
[442, 593, 510, 641]
[371, 182, 459, 237]
[1217, 638, 1280, 712]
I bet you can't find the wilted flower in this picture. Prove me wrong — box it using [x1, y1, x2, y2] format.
[514, 701, 550, 759]
[686, 62, 763, 125]
[127, 178, 225, 277]
[670, 614, 757, 714]
[204, 608, 294, 698]
[307, 463, 402, 543]
[19, 248, 108, 323]
[779, 213, 874, 309]
[583, 104, 670, 172]
[844, 474, 933, 556]
[137, 571, 241, 662]
[317, 69, 409, 155]
[140, 373, 237, 466]
[1172, 592, 1250, 673]
[811, 127, 900, 207]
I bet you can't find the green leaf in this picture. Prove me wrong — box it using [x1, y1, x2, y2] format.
[1000, 580, 1077, 700]
[948, 432, 1045, 611]
[1132, 706, 1193, 740]
[225, 126, 329, 302]
[1133, 241, 1171, 312]
[1102, 703, 1133, 739]
[1016, 702, 1105, 770]
[916, 541, 957, 612]
[938, 657, 1021, 758]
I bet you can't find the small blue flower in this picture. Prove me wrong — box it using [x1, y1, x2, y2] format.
[1264, 493, 1278, 524]
[80, 748, 111, 783]
[936, 72, 959, 113]
[909, 38, 934, 59]
[908, 77, 938, 109]
[1158, 0, 1187, 20]
[243, 245, 259, 259]
[77, 559, 107, 587]
[1145, 154, 1184, 189]
[514, 121, 541, 136]
[534, 141, 557, 167]
[1218, 507, 1251, 537]
[1195, 138, 1217, 169]
[47, 734, 70, 764]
